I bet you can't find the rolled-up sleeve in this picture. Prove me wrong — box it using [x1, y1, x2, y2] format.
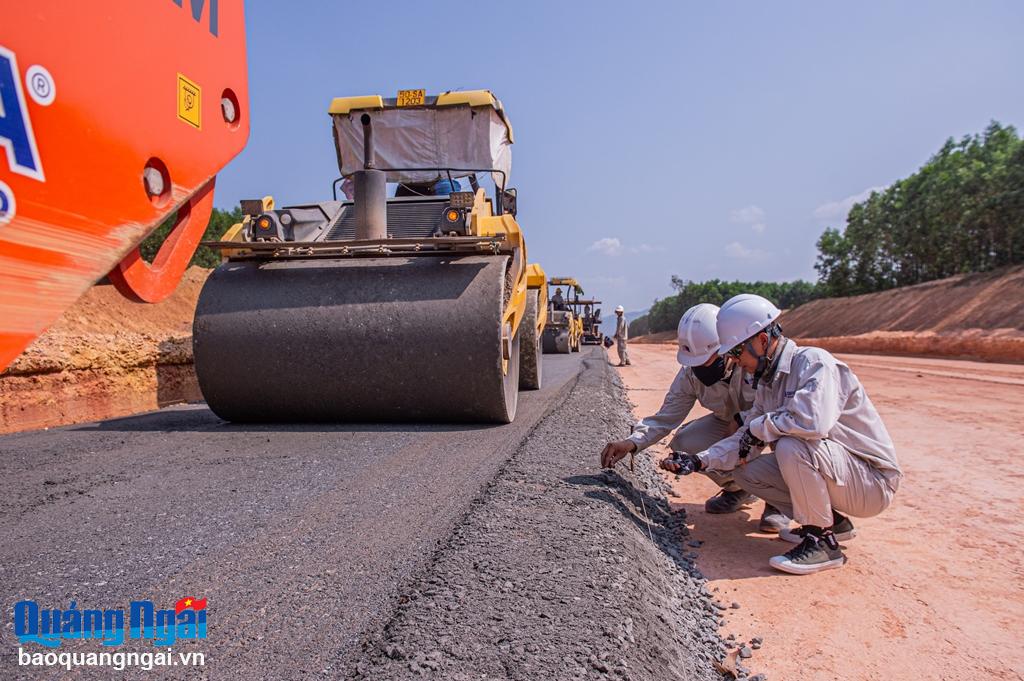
[628, 371, 697, 451]
[748, 357, 840, 443]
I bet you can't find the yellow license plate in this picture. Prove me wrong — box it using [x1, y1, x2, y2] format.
[397, 89, 425, 107]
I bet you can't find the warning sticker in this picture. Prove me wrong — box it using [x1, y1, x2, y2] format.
[177, 73, 201, 129]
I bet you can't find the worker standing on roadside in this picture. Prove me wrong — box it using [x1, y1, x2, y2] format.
[667, 294, 902, 575]
[613, 305, 631, 366]
[600, 304, 789, 531]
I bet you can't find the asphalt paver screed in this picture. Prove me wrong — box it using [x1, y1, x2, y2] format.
[348, 356, 726, 680]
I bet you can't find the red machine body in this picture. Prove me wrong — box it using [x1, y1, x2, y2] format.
[0, 1, 249, 371]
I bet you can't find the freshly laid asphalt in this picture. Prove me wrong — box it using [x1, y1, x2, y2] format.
[0, 351, 591, 678]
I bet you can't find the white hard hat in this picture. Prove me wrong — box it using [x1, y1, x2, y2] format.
[716, 294, 781, 354]
[676, 303, 721, 366]
[615, 305, 624, 313]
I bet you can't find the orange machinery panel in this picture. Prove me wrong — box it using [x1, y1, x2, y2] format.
[0, 1, 249, 371]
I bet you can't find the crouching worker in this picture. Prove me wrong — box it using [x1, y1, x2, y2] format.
[668, 294, 902, 575]
[599, 303, 790, 532]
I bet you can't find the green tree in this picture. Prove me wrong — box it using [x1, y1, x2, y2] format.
[814, 121, 1023, 294]
[139, 206, 243, 268]
[640, 278, 825, 334]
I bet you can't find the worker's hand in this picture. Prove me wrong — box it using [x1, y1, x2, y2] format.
[659, 452, 702, 475]
[600, 439, 637, 468]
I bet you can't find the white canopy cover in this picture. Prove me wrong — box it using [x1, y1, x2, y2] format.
[333, 105, 512, 187]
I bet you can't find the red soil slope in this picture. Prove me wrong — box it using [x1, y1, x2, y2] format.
[0, 268, 210, 433]
[781, 265, 1024, 362]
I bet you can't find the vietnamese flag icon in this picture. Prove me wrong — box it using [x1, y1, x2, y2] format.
[175, 597, 208, 614]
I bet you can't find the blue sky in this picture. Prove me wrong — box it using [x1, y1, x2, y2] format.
[215, 0, 1024, 312]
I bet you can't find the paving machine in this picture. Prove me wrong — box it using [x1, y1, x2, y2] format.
[543, 277, 584, 354]
[193, 90, 537, 423]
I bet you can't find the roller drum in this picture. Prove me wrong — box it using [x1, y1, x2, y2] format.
[518, 290, 542, 390]
[193, 255, 519, 423]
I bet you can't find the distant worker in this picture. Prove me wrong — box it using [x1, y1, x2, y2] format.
[666, 294, 902, 575]
[613, 305, 630, 366]
[600, 304, 789, 529]
[551, 288, 567, 311]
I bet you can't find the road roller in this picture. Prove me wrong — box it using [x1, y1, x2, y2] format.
[576, 297, 605, 345]
[520, 263, 548, 390]
[193, 89, 539, 423]
[542, 277, 585, 354]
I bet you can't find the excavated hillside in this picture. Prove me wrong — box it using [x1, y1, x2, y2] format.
[0, 268, 211, 434]
[781, 265, 1024, 362]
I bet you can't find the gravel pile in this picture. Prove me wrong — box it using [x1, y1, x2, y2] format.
[345, 356, 727, 680]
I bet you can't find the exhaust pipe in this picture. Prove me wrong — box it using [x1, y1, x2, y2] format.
[354, 113, 387, 241]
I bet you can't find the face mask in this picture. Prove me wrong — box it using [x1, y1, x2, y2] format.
[693, 356, 728, 386]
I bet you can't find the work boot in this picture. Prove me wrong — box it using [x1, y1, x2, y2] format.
[704, 489, 755, 514]
[769, 528, 846, 575]
[758, 504, 790, 534]
[779, 511, 856, 544]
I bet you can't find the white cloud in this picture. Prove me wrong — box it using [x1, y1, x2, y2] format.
[587, 237, 623, 256]
[730, 205, 767, 234]
[813, 186, 885, 223]
[724, 241, 770, 261]
[730, 205, 766, 224]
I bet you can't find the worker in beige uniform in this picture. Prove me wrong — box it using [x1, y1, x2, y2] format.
[667, 294, 902, 575]
[600, 304, 790, 531]
[613, 305, 630, 366]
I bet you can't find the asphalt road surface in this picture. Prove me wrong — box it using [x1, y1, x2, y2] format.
[0, 350, 592, 678]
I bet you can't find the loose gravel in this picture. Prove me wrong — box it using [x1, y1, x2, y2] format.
[345, 356, 727, 680]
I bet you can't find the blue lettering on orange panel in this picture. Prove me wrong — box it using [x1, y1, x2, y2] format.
[172, 0, 219, 37]
[0, 46, 44, 181]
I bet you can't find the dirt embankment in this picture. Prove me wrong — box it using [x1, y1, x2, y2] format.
[782, 265, 1024, 362]
[0, 267, 210, 434]
[633, 266, 1024, 362]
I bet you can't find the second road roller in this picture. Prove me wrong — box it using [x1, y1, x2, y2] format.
[193, 89, 539, 423]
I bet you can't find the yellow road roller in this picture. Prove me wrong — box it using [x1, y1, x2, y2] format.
[193, 89, 538, 423]
[520, 263, 548, 389]
[543, 277, 585, 354]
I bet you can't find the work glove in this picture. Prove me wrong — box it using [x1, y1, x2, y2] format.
[737, 429, 766, 462]
[660, 452, 702, 475]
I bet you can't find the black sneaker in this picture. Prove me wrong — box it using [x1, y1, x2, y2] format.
[758, 504, 791, 534]
[769, 532, 846, 575]
[704, 489, 756, 514]
[780, 511, 856, 543]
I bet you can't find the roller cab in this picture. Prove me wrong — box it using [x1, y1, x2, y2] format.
[194, 90, 536, 423]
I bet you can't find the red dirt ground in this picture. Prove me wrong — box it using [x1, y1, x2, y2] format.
[617, 343, 1024, 681]
[0, 268, 210, 434]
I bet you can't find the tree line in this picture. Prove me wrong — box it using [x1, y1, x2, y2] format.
[140, 207, 244, 269]
[630, 278, 822, 336]
[630, 120, 1023, 336]
[815, 121, 1023, 296]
